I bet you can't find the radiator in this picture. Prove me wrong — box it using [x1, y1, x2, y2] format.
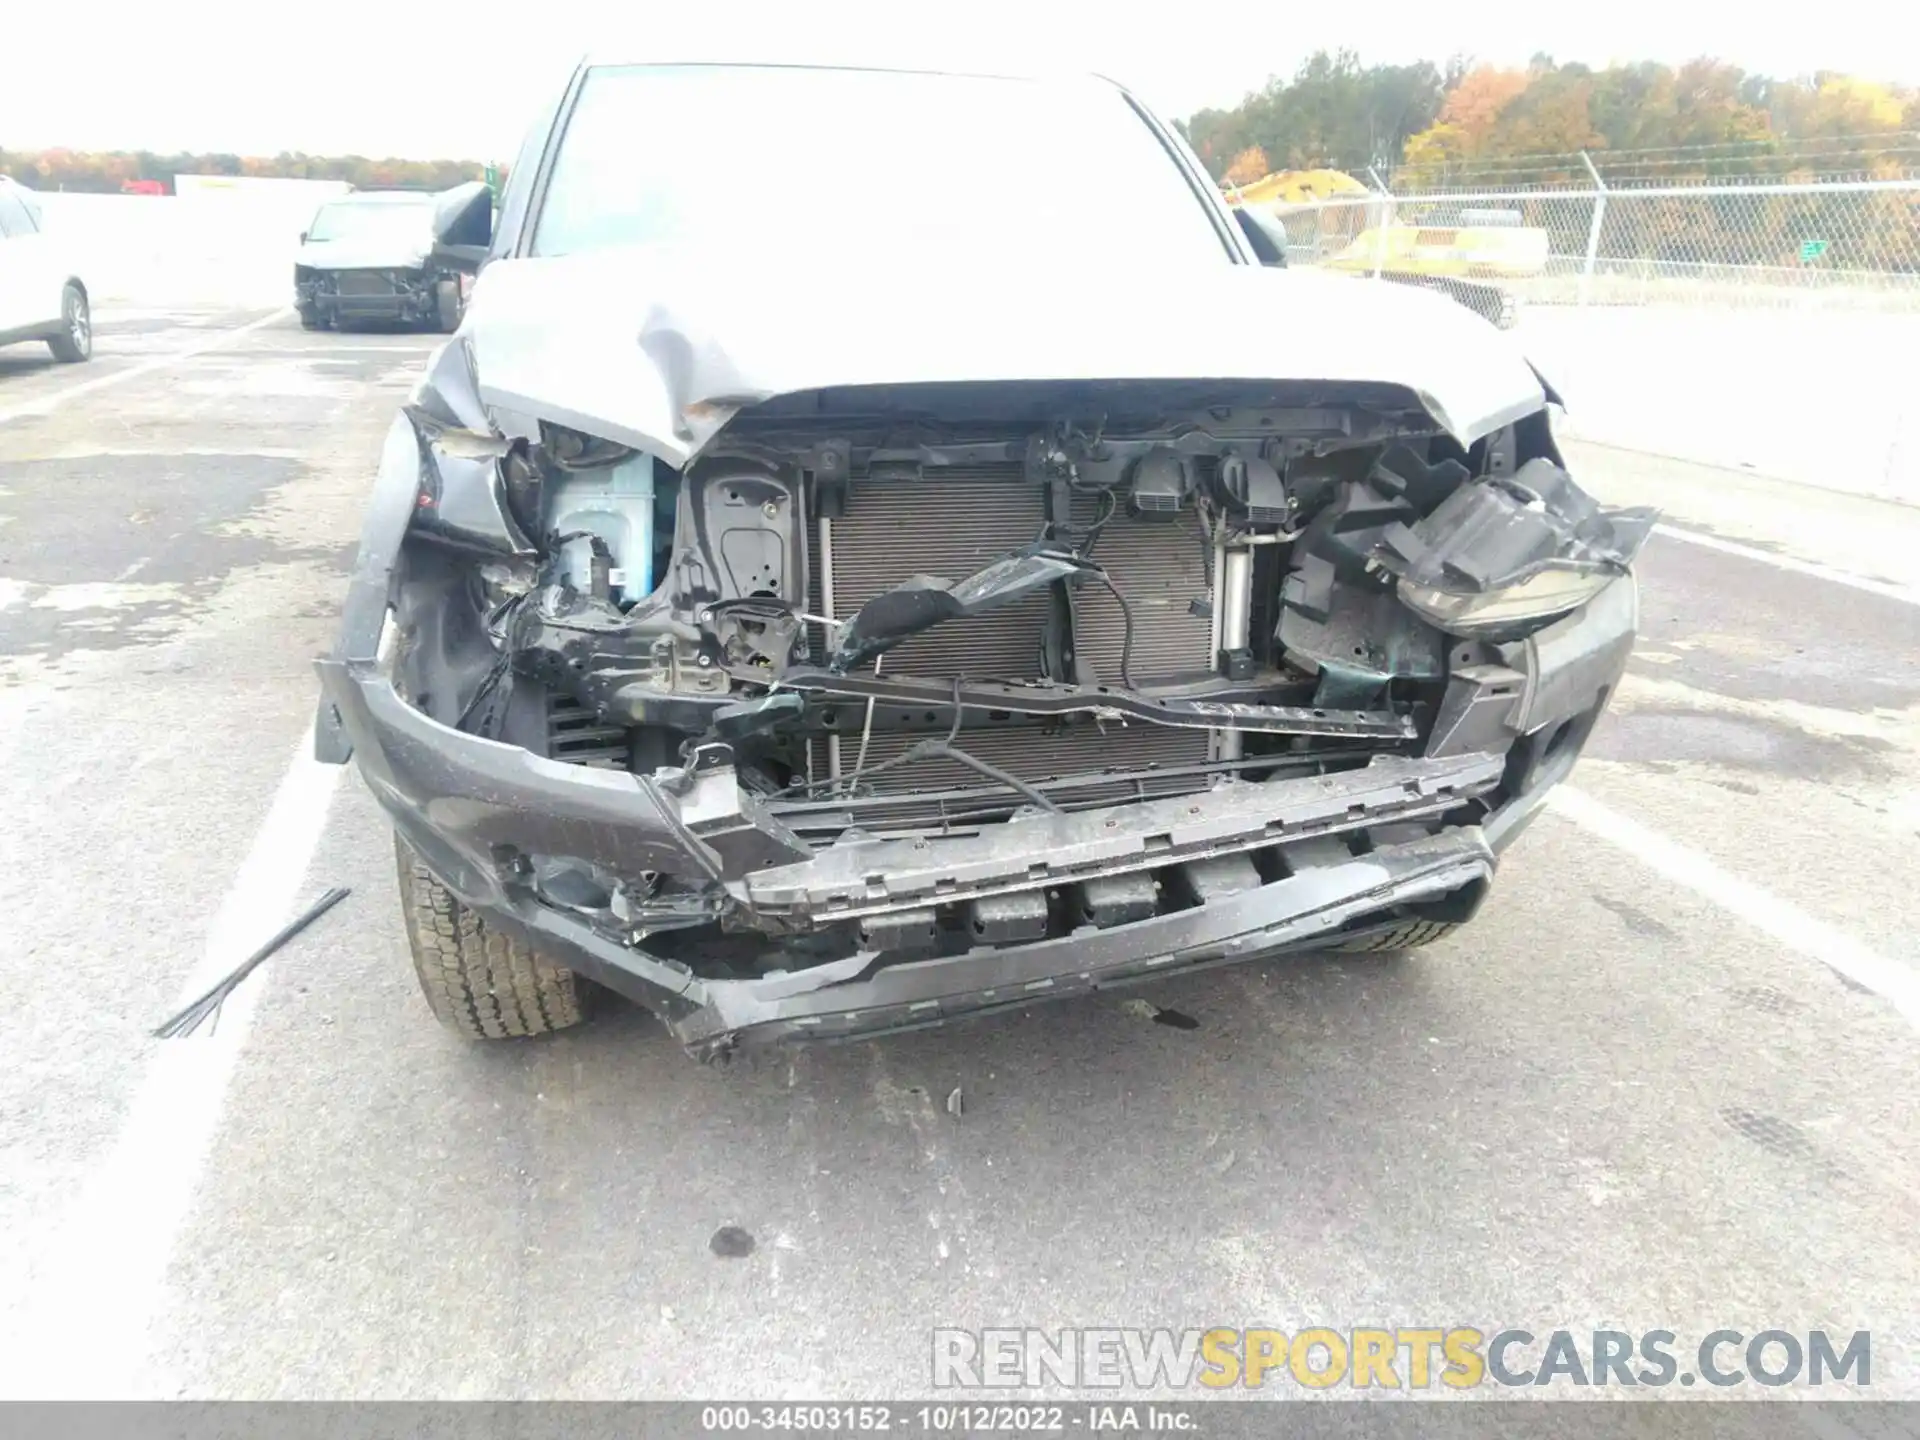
[807, 470, 1214, 685]
[807, 467, 1215, 791]
[1069, 491, 1213, 685]
[808, 471, 1046, 680]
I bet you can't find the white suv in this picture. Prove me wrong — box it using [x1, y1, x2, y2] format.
[0, 177, 91, 363]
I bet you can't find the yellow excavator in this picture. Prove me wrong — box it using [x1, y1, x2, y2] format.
[1224, 168, 1544, 329]
[1226, 167, 1374, 209]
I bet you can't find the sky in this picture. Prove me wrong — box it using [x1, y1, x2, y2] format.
[5, 0, 1919, 159]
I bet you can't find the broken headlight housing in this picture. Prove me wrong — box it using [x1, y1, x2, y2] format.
[1394, 563, 1620, 637]
[1374, 459, 1656, 641]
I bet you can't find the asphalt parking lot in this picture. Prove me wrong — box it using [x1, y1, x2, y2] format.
[1, 302, 1917, 1402]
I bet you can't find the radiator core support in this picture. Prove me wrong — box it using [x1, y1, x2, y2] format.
[1215, 544, 1254, 762]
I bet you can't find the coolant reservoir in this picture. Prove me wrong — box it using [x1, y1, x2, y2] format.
[547, 453, 655, 607]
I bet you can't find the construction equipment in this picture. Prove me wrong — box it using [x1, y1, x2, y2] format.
[1225, 168, 1543, 329]
[1226, 167, 1373, 208]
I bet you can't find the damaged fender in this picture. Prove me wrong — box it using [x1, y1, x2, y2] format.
[314, 342, 531, 763]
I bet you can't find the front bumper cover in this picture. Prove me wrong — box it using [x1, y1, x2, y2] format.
[297, 270, 437, 321]
[317, 610, 1615, 1060]
[539, 823, 1498, 1054]
[332, 638, 1514, 1055]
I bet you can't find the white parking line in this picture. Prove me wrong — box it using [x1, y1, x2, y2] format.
[1653, 524, 1920, 608]
[1552, 786, 1920, 1033]
[0, 307, 292, 426]
[0, 729, 343, 1398]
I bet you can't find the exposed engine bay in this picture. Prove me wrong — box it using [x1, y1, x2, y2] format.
[368, 366, 1652, 998]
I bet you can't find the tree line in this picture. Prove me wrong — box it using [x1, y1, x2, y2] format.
[1181, 54, 1920, 279]
[1180, 52, 1920, 188]
[0, 148, 496, 195]
[6, 53, 1917, 200]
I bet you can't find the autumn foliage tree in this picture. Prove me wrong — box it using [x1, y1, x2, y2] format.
[1435, 66, 1531, 150]
[1185, 49, 1448, 177]
[0, 147, 497, 194]
[1223, 146, 1271, 185]
[1181, 51, 1918, 190]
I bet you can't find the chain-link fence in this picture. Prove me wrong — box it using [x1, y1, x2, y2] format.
[1268, 169, 1920, 502]
[1278, 175, 1920, 312]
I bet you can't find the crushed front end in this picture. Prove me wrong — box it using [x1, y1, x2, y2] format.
[317, 353, 1652, 1058]
[296, 265, 442, 325]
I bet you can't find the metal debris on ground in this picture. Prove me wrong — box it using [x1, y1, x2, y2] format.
[152, 886, 352, 1039]
[1123, 998, 1201, 1030]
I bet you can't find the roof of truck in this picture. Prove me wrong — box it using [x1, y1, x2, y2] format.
[574, 56, 1121, 89]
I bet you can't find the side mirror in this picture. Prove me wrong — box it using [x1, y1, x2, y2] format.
[432, 181, 494, 273]
[298, 230, 308, 244]
[1232, 206, 1290, 268]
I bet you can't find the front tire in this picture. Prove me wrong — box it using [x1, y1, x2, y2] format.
[395, 835, 587, 1039]
[46, 284, 91, 363]
[432, 279, 463, 334]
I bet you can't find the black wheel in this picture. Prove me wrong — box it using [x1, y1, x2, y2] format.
[1333, 918, 1462, 953]
[432, 279, 463, 334]
[395, 834, 587, 1039]
[298, 305, 325, 331]
[46, 284, 91, 363]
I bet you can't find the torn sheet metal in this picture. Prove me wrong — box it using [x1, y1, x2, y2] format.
[403, 409, 537, 557]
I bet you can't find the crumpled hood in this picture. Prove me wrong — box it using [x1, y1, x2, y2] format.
[464, 247, 1550, 466]
[297, 237, 432, 272]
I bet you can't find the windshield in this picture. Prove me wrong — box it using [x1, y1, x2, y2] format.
[306, 199, 434, 245]
[532, 65, 1230, 266]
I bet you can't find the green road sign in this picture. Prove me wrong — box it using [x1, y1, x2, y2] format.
[1799, 239, 1829, 263]
[484, 163, 499, 190]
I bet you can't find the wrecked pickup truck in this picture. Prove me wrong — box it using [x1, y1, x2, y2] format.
[294, 190, 467, 333]
[314, 61, 1654, 1060]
